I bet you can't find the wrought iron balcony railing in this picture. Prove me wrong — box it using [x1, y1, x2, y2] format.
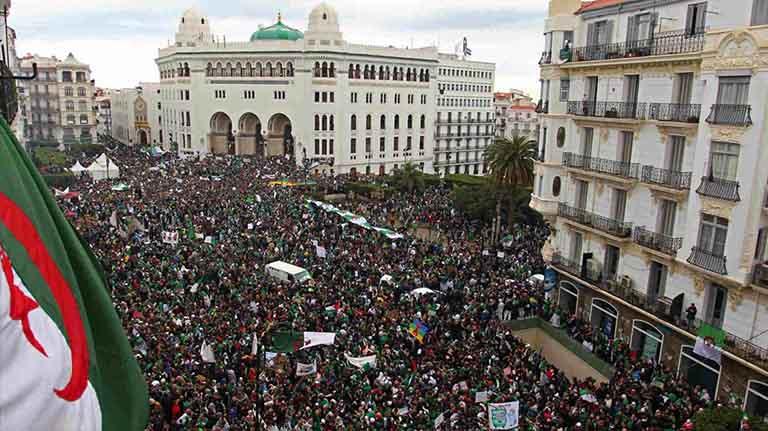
[687, 246, 728, 275]
[705, 104, 752, 126]
[570, 28, 705, 63]
[563, 152, 639, 179]
[696, 176, 741, 201]
[558, 203, 633, 238]
[633, 227, 683, 256]
[641, 166, 692, 190]
[648, 103, 701, 123]
[551, 252, 581, 277]
[539, 51, 552, 65]
[567, 101, 646, 120]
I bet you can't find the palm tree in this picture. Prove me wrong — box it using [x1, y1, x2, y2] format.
[391, 162, 425, 193]
[484, 135, 537, 239]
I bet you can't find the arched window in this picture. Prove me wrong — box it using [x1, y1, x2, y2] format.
[590, 298, 619, 340]
[557, 127, 566, 147]
[245, 62, 252, 77]
[322, 115, 328, 131]
[379, 66, 385, 80]
[287, 62, 294, 77]
[276, 62, 284, 77]
[355, 64, 361, 79]
[350, 114, 357, 130]
[399, 67, 404, 81]
[363, 65, 369, 79]
[330, 115, 334, 131]
[394, 115, 400, 129]
[419, 114, 425, 129]
[314, 115, 320, 131]
[265, 62, 272, 77]
[631, 320, 664, 363]
[234, 62, 242, 77]
[184, 62, 190, 77]
[365, 114, 372, 130]
[348, 64, 354, 79]
[322, 62, 328, 78]
[407, 115, 413, 129]
[679, 345, 721, 399]
[385, 66, 391, 80]
[558, 281, 579, 316]
[315, 62, 322, 77]
[380, 115, 386, 129]
[552, 177, 562, 197]
[329, 62, 335, 78]
[206, 63, 213, 76]
[255, 62, 262, 77]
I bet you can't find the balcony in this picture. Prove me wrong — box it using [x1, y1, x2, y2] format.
[753, 263, 768, 289]
[562, 152, 639, 180]
[687, 246, 728, 275]
[648, 103, 701, 123]
[696, 176, 740, 202]
[558, 203, 633, 238]
[539, 51, 552, 65]
[569, 29, 705, 63]
[633, 227, 683, 256]
[435, 119, 495, 125]
[551, 252, 581, 277]
[535, 99, 549, 114]
[641, 166, 692, 190]
[705, 104, 752, 127]
[567, 101, 646, 120]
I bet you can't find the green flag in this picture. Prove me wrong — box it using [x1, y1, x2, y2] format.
[698, 323, 726, 347]
[270, 330, 303, 352]
[0, 117, 148, 429]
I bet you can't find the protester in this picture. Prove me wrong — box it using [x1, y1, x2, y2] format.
[59, 145, 734, 430]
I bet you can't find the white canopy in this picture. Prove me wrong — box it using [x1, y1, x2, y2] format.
[86, 155, 121, 181]
[70, 161, 87, 173]
[409, 287, 440, 296]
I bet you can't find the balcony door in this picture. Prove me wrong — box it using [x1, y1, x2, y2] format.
[626, 13, 655, 43]
[570, 232, 583, 262]
[624, 75, 640, 117]
[582, 127, 593, 157]
[697, 214, 729, 256]
[647, 261, 668, 302]
[658, 199, 677, 237]
[667, 136, 686, 172]
[604, 245, 620, 279]
[714, 76, 750, 123]
[576, 180, 589, 210]
[586, 77, 598, 105]
[612, 189, 627, 222]
[686, 2, 707, 36]
[674, 73, 694, 105]
[704, 284, 728, 328]
[619, 131, 633, 163]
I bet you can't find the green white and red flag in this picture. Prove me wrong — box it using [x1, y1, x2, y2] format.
[0, 118, 148, 429]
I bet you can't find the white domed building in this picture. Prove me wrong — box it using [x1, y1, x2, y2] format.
[147, 3, 496, 175]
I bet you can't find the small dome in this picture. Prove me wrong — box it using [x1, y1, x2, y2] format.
[250, 13, 304, 41]
[181, 8, 205, 24]
[307, 2, 340, 34]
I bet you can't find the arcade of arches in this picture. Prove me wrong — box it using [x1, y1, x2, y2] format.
[208, 112, 294, 157]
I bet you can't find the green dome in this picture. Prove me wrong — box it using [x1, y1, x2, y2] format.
[250, 17, 304, 42]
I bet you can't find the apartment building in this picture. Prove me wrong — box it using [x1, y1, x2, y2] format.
[94, 88, 112, 138]
[533, 0, 768, 413]
[110, 84, 162, 147]
[494, 90, 538, 141]
[18, 53, 97, 149]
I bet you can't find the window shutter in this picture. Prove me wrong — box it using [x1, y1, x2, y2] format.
[696, 4, 706, 30]
[650, 13, 659, 38]
[604, 21, 614, 44]
[587, 23, 596, 46]
[686, 4, 696, 34]
[626, 15, 638, 43]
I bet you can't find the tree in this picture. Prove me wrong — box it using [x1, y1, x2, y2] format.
[484, 136, 537, 239]
[390, 162, 425, 193]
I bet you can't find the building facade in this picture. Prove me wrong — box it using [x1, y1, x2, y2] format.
[18, 53, 97, 149]
[533, 0, 768, 414]
[494, 90, 538, 141]
[155, 4, 495, 175]
[110, 83, 162, 147]
[94, 88, 113, 138]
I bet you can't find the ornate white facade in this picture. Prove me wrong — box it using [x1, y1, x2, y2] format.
[150, 4, 495, 175]
[534, 0, 768, 409]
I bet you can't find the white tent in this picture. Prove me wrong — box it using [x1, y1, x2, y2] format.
[70, 161, 87, 174]
[86, 155, 121, 181]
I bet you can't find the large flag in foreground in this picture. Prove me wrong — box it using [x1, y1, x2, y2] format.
[0, 118, 148, 429]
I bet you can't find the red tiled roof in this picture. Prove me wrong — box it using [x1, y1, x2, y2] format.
[576, 0, 626, 14]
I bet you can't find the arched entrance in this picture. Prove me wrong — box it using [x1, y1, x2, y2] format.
[266, 113, 293, 157]
[237, 113, 263, 156]
[209, 112, 234, 155]
[590, 298, 618, 340]
[138, 130, 148, 146]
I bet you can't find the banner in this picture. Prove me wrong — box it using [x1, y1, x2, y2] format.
[296, 361, 317, 376]
[201, 340, 216, 363]
[300, 332, 336, 350]
[434, 411, 447, 429]
[162, 231, 179, 246]
[345, 353, 377, 369]
[475, 391, 491, 403]
[488, 401, 519, 430]
[251, 333, 259, 356]
[694, 337, 722, 364]
[316, 246, 327, 258]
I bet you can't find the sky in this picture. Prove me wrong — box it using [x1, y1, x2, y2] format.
[11, 0, 546, 97]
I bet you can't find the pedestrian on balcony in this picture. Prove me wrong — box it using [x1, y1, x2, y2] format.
[686, 303, 698, 329]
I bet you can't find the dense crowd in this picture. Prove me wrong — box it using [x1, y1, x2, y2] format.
[59, 147, 735, 430]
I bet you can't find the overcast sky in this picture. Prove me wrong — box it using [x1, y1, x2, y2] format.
[12, 0, 546, 97]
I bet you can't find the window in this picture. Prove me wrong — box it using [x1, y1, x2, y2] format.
[648, 261, 668, 302]
[559, 79, 570, 102]
[407, 115, 413, 129]
[406, 136, 412, 151]
[322, 92, 328, 103]
[322, 139, 328, 155]
[77, 87, 86, 97]
[698, 214, 729, 256]
[315, 92, 320, 103]
[687, 2, 707, 34]
[556, 127, 565, 148]
[754, 0, 768, 25]
[351, 92, 358, 103]
[380, 115, 386, 129]
[366, 115, 372, 130]
[394, 115, 400, 129]
[709, 142, 740, 180]
[552, 176, 561, 197]
[393, 136, 399, 151]
[419, 136, 424, 150]
[716, 76, 750, 107]
[330, 92, 334, 103]
[631, 320, 664, 363]
[420, 115, 426, 129]
[64, 87, 73, 97]
[704, 284, 728, 328]
[365, 137, 371, 153]
[329, 139, 334, 154]
[330, 115, 334, 131]
[350, 138, 357, 153]
[604, 245, 620, 278]
[744, 381, 768, 418]
[350, 115, 357, 131]
[612, 188, 627, 222]
[586, 20, 612, 46]
[679, 345, 720, 399]
[314, 139, 320, 154]
[658, 199, 677, 237]
[379, 137, 385, 152]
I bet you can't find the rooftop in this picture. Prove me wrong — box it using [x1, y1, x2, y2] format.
[576, 0, 626, 14]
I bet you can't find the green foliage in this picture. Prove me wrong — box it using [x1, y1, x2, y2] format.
[443, 174, 488, 187]
[42, 173, 76, 189]
[451, 183, 498, 223]
[693, 407, 768, 431]
[69, 143, 105, 157]
[390, 162, 425, 193]
[33, 148, 70, 168]
[29, 139, 60, 148]
[451, 182, 537, 226]
[345, 182, 389, 197]
[484, 136, 537, 187]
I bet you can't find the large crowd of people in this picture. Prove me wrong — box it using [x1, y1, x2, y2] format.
[59, 147, 738, 430]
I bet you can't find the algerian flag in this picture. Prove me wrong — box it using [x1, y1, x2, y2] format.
[201, 340, 216, 363]
[345, 353, 377, 369]
[0, 117, 147, 429]
[301, 331, 336, 350]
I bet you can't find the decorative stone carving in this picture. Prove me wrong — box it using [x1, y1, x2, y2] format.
[693, 277, 705, 297]
[728, 288, 744, 311]
[700, 197, 736, 219]
[657, 124, 697, 139]
[702, 30, 762, 71]
[711, 126, 747, 142]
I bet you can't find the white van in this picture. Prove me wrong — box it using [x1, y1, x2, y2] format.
[266, 261, 312, 284]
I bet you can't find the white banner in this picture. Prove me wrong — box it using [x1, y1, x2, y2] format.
[296, 361, 317, 376]
[694, 337, 722, 364]
[162, 231, 179, 245]
[316, 246, 327, 258]
[251, 333, 259, 356]
[200, 340, 216, 363]
[475, 391, 491, 403]
[300, 332, 336, 350]
[345, 353, 377, 369]
[488, 401, 519, 430]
